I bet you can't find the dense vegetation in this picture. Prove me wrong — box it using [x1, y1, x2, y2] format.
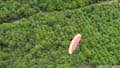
[0, 0, 108, 23]
[0, 2, 120, 68]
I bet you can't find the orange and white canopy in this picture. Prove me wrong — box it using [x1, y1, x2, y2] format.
[68, 34, 82, 54]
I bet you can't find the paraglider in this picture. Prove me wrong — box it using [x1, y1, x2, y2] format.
[68, 34, 82, 54]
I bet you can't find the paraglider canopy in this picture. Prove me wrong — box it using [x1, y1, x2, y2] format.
[68, 34, 82, 54]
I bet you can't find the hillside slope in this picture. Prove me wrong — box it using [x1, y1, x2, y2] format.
[0, 3, 120, 68]
[0, 0, 98, 23]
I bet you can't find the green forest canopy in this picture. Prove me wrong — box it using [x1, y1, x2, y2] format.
[0, 1, 120, 68]
[0, 0, 107, 23]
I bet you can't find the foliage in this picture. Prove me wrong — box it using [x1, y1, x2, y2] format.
[0, 2, 120, 68]
[0, 0, 108, 23]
